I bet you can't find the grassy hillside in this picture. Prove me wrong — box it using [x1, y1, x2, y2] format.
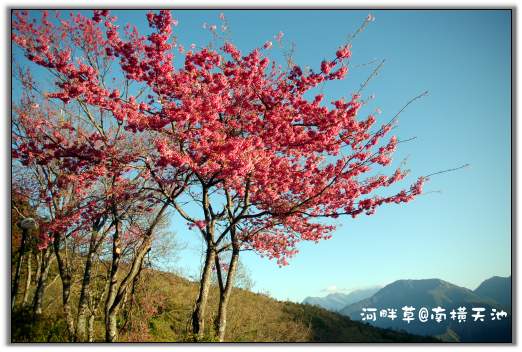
[12, 266, 439, 343]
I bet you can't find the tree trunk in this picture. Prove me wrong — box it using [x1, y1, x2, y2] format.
[61, 275, 75, 340]
[88, 313, 95, 342]
[35, 251, 42, 285]
[12, 228, 28, 308]
[32, 246, 52, 317]
[76, 228, 102, 342]
[54, 233, 75, 340]
[105, 238, 152, 342]
[88, 275, 108, 343]
[104, 204, 167, 342]
[104, 221, 122, 342]
[215, 247, 240, 342]
[192, 245, 216, 340]
[11, 255, 24, 309]
[76, 254, 93, 341]
[22, 253, 32, 306]
[106, 308, 119, 342]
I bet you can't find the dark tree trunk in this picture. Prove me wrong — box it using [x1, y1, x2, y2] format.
[11, 255, 24, 308]
[105, 308, 119, 342]
[12, 228, 29, 308]
[104, 203, 167, 342]
[32, 246, 52, 317]
[76, 222, 105, 342]
[192, 245, 216, 340]
[53, 233, 75, 340]
[61, 275, 75, 340]
[105, 238, 153, 342]
[76, 249, 95, 341]
[215, 247, 240, 342]
[87, 273, 108, 343]
[34, 251, 42, 285]
[104, 217, 122, 342]
[22, 253, 32, 306]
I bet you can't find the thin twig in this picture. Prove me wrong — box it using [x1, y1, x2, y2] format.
[425, 164, 470, 178]
[12, 205, 26, 218]
[356, 59, 385, 95]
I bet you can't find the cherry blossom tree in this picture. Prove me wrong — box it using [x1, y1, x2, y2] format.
[11, 9, 464, 342]
[98, 10, 427, 340]
[11, 13, 183, 341]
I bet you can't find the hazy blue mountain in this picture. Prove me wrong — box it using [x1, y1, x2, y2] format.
[474, 276, 511, 310]
[303, 287, 381, 312]
[340, 278, 511, 342]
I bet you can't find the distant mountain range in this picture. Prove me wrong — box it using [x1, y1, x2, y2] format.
[303, 287, 381, 312]
[337, 276, 511, 342]
[474, 276, 511, 310]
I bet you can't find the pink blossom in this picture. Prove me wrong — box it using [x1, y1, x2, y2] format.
[12, 9, 426, 267]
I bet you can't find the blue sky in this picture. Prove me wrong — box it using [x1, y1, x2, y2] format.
[12, 9, 511, 302]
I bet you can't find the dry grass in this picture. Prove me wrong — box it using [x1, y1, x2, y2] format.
[12, 265, 439, 343]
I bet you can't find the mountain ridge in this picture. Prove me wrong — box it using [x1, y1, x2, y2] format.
[338, 276, 511, 342]
[303, 286, 381, 312]
[473, 275, 511, 309]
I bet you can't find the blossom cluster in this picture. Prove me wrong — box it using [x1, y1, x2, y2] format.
[12, 10, 425, 264]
